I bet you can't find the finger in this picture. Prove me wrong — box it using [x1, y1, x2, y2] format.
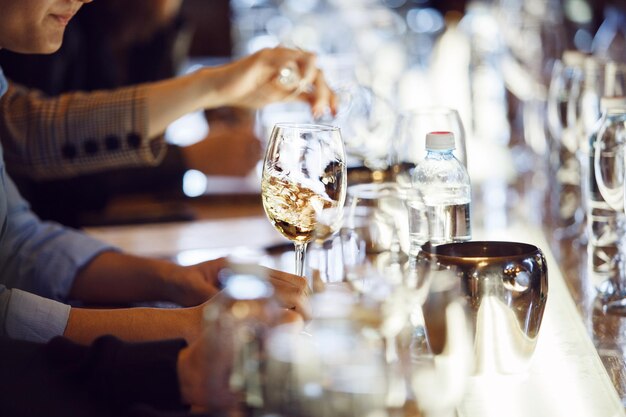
[198, 256, 228, 269]
[304, 70, 336, 119]
[272, 47, 318, 99]
[265, 267, 307, 288]
[265, 277, 309, 312]
[268, 278, 306, 300]
[276, 309, 305, 329]
[199, 257, 229, 288]
[329, 89, 339, 117]
[295, 50, 318, 90]
[275, 289, 311, 321]
[274, 60, 301, 91]
[289, 296, 311, 321]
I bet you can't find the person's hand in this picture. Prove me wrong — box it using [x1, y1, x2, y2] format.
[164, 258, 228, 307]
[181, 125, 261, 177]
[166, 259, 311, 319]
[262, 265, 311, 319]
[211, 46, 337, 119]
[177, 308, 303, 410]
[216, 262, 311, 319]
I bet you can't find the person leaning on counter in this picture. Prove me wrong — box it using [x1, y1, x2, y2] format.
[0, 0, 335, 344]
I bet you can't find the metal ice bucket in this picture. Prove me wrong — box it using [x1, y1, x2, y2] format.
[416, 241, 549, 374]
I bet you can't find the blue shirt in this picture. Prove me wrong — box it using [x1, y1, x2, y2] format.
[0, 66, 115, 342]
[0, 67, 6, 96]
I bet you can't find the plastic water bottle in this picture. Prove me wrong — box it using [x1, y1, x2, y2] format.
[411, 131, 472, 245]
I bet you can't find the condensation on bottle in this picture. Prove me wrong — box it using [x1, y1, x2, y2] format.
[411, 131, 472, 245]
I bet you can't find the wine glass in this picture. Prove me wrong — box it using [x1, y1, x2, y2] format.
[340, 183, 410, 293]
[393, 107, 467, 187]
[332, 84, 398, 172]
[339, 182, 430, 409]
[407, 261, 473, 417]
[593, 100, 626, 309]
[261, 123, 347, 277]
[545, 54, 586, 239]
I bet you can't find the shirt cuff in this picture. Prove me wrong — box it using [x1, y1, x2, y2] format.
[5, 288, 70, 342]
[42, 230, 119, 301]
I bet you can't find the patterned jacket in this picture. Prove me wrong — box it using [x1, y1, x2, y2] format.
[0, 81, 166, 180]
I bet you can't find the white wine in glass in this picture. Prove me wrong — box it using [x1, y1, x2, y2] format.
[261, 123, 347, 277]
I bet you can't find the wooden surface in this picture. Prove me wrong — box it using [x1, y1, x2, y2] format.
[554, 234, 626, 408]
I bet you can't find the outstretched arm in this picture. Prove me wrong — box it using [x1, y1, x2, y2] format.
[145, 46, 336, 139]
[0, 47, 336, 180]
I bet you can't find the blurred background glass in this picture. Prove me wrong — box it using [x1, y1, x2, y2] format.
[0, 0, 618, 229]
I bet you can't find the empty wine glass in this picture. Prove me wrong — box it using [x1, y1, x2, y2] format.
[325, 84, 398, 173]
[339, 182, 429, 409]
[593, 100, 626, 308]
[340, 183, 408, 292]
[407, 263, 473, 417]
[263, 289, 388, 417]
[545, 53, 588, 240]
[394, 107, 467, 187]
[261, 123, 347, 277]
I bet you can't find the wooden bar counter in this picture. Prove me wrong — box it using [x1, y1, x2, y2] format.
[85, 196, 626, 416]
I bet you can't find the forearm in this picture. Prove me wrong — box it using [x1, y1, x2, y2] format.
[69, 251, 180, 305]
[64, 304, 200, 345]
[145, 66, 231, 138]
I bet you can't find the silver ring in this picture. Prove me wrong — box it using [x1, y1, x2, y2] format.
[277, 64, 298, 86]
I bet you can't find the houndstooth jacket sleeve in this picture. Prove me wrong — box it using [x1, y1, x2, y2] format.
[0, 81, 167, 180]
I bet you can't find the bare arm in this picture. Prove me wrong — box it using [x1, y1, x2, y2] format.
[63, 263, 309, 346]
[69, 252, 310, 317]
[1, 47, 334, 181]
[64, 303, 202, 345]
[68, 251, 222, 306]
[144, 46, 336, 139]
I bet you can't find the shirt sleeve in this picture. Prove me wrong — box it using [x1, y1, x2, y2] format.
[0, 82, 166, 180]
[0, 335, 187, 417]
[0, 168, 116, 300]
[80, 336, 187, 411]
[0, 286, 71, 342]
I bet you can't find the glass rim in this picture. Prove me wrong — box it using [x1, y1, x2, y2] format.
[347, 182, 422, 200]
[400, 106, 460, 117]
[273, 122, 339, 132]
[347, 182, 399, 197]
[420, 240, 542, 260]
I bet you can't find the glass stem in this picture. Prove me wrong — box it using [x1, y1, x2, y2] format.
[294, 242, 308, 277]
